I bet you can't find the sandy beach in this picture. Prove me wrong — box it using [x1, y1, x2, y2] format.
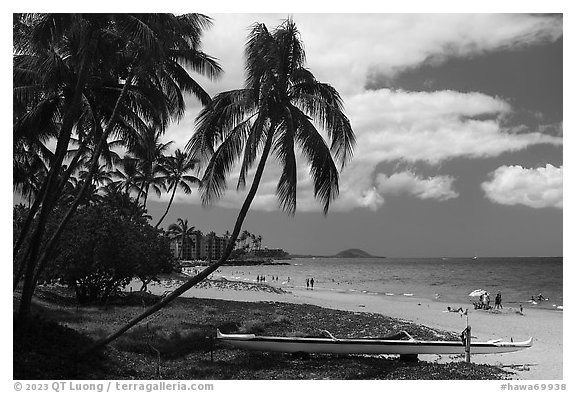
[137, 276, 563, 380]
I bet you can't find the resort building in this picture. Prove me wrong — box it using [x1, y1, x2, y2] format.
[170, 232, 229, 261]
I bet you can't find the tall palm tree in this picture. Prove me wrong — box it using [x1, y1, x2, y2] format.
[168, 218, 195, 260]
[155, 149, 201, 228]
[87, 18, 355, 352]
[14, 13, 222, 323]
[129, 128, 173, 208]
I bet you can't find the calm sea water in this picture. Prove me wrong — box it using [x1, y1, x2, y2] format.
[207, 257, 563, 310]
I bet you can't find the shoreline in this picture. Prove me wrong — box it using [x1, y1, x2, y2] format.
[134, 276, 563, 380]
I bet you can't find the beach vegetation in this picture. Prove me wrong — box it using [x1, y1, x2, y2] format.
[38, 201, 173, 304]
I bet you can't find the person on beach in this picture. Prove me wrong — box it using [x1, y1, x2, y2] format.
[310, 278, 315, 289]
[306, 278, 309, 289]
[495, 292, 502, 309]
[482, 292, 489, 310]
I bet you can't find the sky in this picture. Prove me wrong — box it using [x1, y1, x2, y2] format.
[139, 13, 563, 257]
[6, 11, 564, 258]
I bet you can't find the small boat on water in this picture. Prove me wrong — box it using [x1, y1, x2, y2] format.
[216, 329, 532, 355]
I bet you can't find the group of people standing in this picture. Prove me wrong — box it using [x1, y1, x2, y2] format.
[256, 275, 281, 283]
[477, 291, 503, 310]
[306, 278, 315, 289]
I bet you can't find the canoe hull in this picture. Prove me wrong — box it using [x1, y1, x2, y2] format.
[216, 330, 533, 355]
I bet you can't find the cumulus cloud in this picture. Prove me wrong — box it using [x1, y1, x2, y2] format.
[346, 89, 561, 165]
[375, 172, 459, 201]
[155, 14, 562, 213]
[481, 164, 562, 209]
[317, 88, 560, 212]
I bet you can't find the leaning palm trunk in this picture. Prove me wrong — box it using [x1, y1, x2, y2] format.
[17, 54, 94, 323]
[13, 137, 91, 290]
[84, 128, 275, 354]
[154, 183, 177, 229]
[13, 135, 89, 261]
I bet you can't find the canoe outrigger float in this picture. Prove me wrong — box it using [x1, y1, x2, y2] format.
[216, 329, 533, 355]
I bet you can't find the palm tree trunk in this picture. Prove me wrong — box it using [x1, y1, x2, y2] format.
[18, 73, 133, 323]
[16, 50, 94, 324]
[83, 128, 276, 354]
[13, 141, 90, 290]
[143, 187, 149, 209]
[13, 134, 89, 260]
[154, 183, 177, 229]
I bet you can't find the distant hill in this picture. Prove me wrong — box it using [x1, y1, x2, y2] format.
[288, 248, 385, 259]
[334, 248, 378, 258]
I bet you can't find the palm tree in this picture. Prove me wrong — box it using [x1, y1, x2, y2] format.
[87, 18, 354, 352]
[168, 218, 196, 260]
[257, 235, 262, 250]
[239, 230, 250, 249]
[206, 231, 217, 261]
[13, 146, 49, 206]
[155, 149, 201, 228]
[14, 13, 222, 323]
[111, 156, 142, 196]
[130, 128, 173, 208]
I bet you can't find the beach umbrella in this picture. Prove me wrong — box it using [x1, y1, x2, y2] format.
[468, 289, 489, 297]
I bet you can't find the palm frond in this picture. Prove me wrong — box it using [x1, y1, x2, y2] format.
[290, 79, 355, 167]
[237, 114, 267, 190]
[273, 115, 298, 215]
[199, 121, 251, 206]
[293, 110, 340, 214]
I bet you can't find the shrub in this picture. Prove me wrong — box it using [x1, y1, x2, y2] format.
[44, 204, 173, 305]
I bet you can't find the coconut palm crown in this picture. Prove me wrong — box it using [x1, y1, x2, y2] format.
[187, 18, 355, 215]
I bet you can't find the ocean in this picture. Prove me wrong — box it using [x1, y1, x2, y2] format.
[200, 257, 563, 311]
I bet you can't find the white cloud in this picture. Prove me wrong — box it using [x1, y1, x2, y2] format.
[156, 88, 562, 214]
[347, 89, 562, 165]
[289, 13, 562, 95]
[375, 172, 459, 201]
[154, 14, 562, 213]
[481, 164, 563, 209]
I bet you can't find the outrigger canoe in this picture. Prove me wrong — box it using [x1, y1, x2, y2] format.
[216, 329, 532, 355]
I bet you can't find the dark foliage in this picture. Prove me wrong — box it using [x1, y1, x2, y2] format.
[42, 203, 173, 304]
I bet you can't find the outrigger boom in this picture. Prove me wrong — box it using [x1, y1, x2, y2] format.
[216, 329, 533, 355]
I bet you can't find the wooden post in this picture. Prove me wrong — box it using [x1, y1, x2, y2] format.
[465, 325, 471, 363]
